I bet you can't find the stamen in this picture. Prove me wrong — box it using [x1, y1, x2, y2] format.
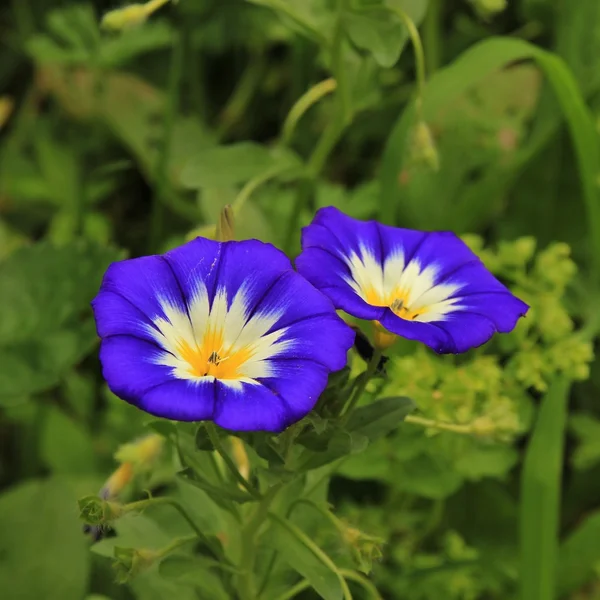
[208, 351, 221, 365]
[391, 298, 404, 312]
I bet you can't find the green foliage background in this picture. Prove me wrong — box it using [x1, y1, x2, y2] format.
[1, 0, 600, 598]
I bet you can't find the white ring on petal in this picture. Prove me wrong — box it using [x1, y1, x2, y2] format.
[343, 245, 464, 322]
[143, 283, 295, 384]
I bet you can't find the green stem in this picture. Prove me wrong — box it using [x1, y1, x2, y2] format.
[238, 484, 283, 600]
[340, 569, 382, 600]
[282, 78, 338, 145]
[233, 164, 296, 214]
[390, 7, 427, 115]
[273, 579, 311, 600]
[343, 349, 382, 417]
[422, 0, 441, 74]
[404, 414, 481, 436]
[283, 178, 313, 254]
[218, 52, 266, 139]
[158, 534, 198, 558]
[204, 423, 261, 499]
[149, 28, 185, 252]
[288, 498, 347, 536]
[267, 513, 353, 600]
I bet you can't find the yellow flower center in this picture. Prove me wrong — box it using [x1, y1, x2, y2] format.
[364, 287, 428, 321]
[175, 324, 255, 380]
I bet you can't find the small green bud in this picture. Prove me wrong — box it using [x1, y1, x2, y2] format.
[101, 5, 149, 31]
[79, 495, 125, 526]
[408, 121, 440, 172]
[468, 0, 507, 20]
[216, 204, 235, 242]
[100, 0, 173, 32]
[113, 547, 158, 583]
[343, 524, 384, 574]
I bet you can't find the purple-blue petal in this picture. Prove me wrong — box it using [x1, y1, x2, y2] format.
[262, 359, 330, 423]
[99, 335, 175, 401]
[214, 381, 291, 432]
[139, 379, 215, 421]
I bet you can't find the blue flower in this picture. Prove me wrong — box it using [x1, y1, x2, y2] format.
[92, 238, 354, 432]
[296, 207, 528, 354]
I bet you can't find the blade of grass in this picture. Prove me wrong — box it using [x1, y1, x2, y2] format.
[519, 375, 571, 600]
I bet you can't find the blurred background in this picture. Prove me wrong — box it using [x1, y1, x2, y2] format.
[1, 0, 600, 598]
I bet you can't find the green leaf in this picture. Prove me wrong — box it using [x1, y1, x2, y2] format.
[519, 376, 570, 600]
[159, 555, 230, 600]
[268, 517, 344, 600]
[0, 478, 89, 600]
[557, 511, 600, 595]
[298, 428, 369, 472]
[346, 396, 415, 441]
[0, 240, 121, 345]
[177, 469, 256, 504]
[180, 142, 301, 190]
[0, 324, 97, 403]
[344, 11, 405, 68]
[0, 241, 121, 403]
[569, 413, 600, 470]
[41, 406, 97, 474]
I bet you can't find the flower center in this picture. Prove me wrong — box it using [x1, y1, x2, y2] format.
[389, 297, 426, 321]
[364, 287, 427, 321]
[176, 332, 253, 380]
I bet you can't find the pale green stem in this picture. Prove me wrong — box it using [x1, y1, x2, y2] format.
[389, 7, 427, 116]
[340, 569, 383, 600]
[282, 78, 338, 145]
[273, 579, 312, 600]
[404, 414, 480, 435]
[232, 164, 297, 214]
[218, 52, 266, 139]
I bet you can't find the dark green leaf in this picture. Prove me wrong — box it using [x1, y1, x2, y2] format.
[346, 396, 415, 441]
[177, 469, 256, 504]
[299, 428, 369, 472]
[558, 511, 600, 595]
[268, 518, 343, 600]
[159, 555, 230, 600]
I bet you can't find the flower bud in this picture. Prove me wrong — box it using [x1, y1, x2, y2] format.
[343, 524, 384, 574]
[100, 0, 173, 32]
[372, 321, 397, 351]
[216, 204, 235, 242]
[230, 436, 250, 481]
[468, 0, 507, 20]
[114, 434, 164, 472]
[101, 461, 134, 499]
[113, 547, 158, 582]
[409, 120, 439, 172]
[79, 495, 125, 526]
